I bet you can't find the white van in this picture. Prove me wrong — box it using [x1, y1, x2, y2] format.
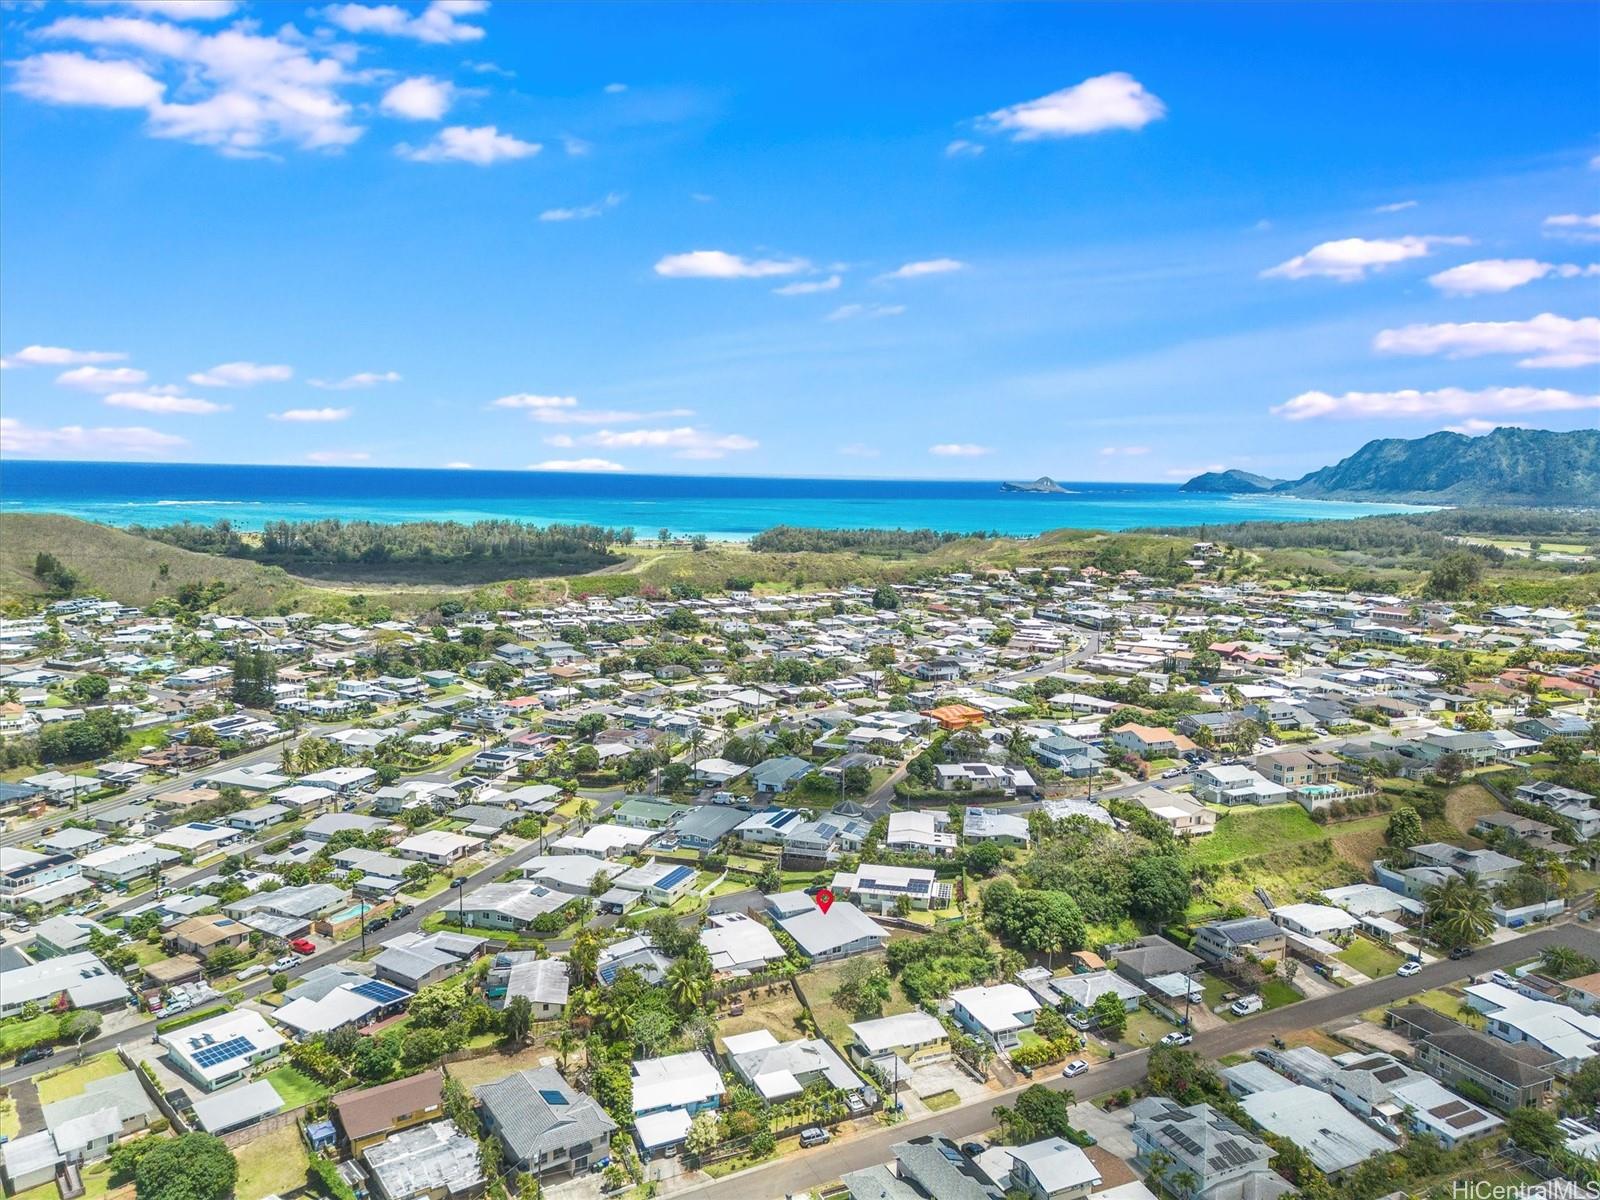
[1230, 994, 1263, 1016]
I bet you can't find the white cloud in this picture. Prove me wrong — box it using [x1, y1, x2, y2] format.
[879, 258, 965, 281]
[530, 406, 694, 426]
[10, 52, 164, 108]
[838, 443, 880, 458]
[1271, 385, 1599, 421]
[565, 426, 759, 460]
[30, 16, 364, 156]
[1262, 235, 1470, 282]
[604, 82, 627, 93]
[305, 449, 371, 464]
[0, 416, 186, 457]
[826, 303, 905, 321]
[1544, 213, 1600, 244]
[444, 460, 474, 469]
[654, 250, 810, 279]
[319, 0, 487, 44]
[272, 407, 352, 422]
[1373, 313, 1600, 368]
[491, 393, 579, 410]
[309, 371, 402, 390]
[944, 139, 984, 158]
[1427, 259, 1599, 296]
[1, 345, 127, 369]
[981, 72, 1166, 141]
[1443, 418, 1529, 435]
[929, 443, 992, 457]
[1373, 199, 1418, 213]
[119, 1, 239, 17]
[380, 76, 454, 121]
[539, 193, 624, 222]
[103, 391, 227, 414]
[399, 124, 540, 165]
[528, 458, 626, 472]
[1098, 445, 1151, 456]
[773, 275, 841, 296]
[56, 365, 148, 391]
[188, 361, 293, 387]
[561, 135, 591, 157]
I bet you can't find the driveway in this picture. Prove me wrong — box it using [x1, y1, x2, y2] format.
[1067, 1101, 1137, 1159]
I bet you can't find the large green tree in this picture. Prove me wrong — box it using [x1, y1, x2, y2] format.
[134, 1134, 237, 1200]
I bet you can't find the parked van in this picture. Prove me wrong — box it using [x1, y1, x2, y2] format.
[1230, 994, 1263, 1016]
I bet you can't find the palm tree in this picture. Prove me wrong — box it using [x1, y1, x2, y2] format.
[577, 797, 595, 831]
[502, 995, 534, 1045]
[666, 958, 708, 1013]
[555, 1021, 578, 1072]
[1423, 870, 1495, 948]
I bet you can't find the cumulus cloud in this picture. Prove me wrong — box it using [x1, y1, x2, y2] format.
[528, 458, 626, 472]
[380, 76, 454, 121]
[399, 125, 540, 165]
[10, 52, 164, 108]
[654, 250, 810, 279]
[1544, 213, 1600, 243]
[879, 258, 965, 281]
[104, 391, 227, 414]
[1271, 385, 1598, 422]
[1427, 259, 1599, 296]
[188, 361, 293, 387]
[1443, 418, 1528, 435]
[305, 449, 371, 464]
[56, 365, 148, 391]
[531, 406, 693, 426]
[1, 416, 186, 457]
[929, 443, 992, 457]
[25, 14, 365, 156]
[1, 345, 128, 369]
[1373, 313, 1600, 369]
[444, 460, 474, 469]
[556, 426, 759, 460]
[1262, 235, 1470, 282]
[319, 0, 487, 44]
[491, 393, 578, 410]
[539, 193, 624, 222]
[773, 275, 842, 296]
[272, 407, 351, 422]
[309, 371, 402, 390]
[981, 72, 1165, 140]
[826, 303, 905, 321]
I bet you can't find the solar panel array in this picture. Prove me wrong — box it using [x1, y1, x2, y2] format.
[352, 980, 409, 1004]
[538, 1088, 570, 1107]
[190, 1035, 256, 1069]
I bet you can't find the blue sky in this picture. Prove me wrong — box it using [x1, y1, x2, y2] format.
[2, 0, 1596, 482]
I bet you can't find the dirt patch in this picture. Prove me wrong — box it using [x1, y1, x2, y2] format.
[1444, 783, 1503, 837]
[713, 986, 810, 1051]
[1086, 1144, 1139, 1189]
[445, 1044, 565, 1094]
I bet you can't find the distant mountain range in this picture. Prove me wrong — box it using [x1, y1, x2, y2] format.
[1179, 427, 1600, 505]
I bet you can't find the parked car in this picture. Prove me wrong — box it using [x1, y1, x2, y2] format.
[17, 1045, 56, 1065]
[1230, 994, 1264, 1016]
[1062, 1060, 1088, 1078]
[799, 1127, 831, 1148]
[1160, 1032, 1193, 1047]
[367, 916, 390, 932]
[270, 956, 297, 972]
[1160, 769, 1181, 779]
[393, 905, 413, 919]
[1396, 960, 1422, 978]
[289, 937, 317, 955]
[1448, 945, 1475, 961]
[960, 1142, 985, 1158]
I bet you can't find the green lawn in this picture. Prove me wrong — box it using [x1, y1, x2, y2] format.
[264, 1064, 331, 1107]
[1337, 938, 1404, 979]
[0, 1012, 62, 1057]
[923, 1089, 960, 1111]
[1260, 978, 1301, 1010]
[35, 1053, 126, 1104]
[233, 1123, 310, 1198]
[0, 1097, 19, 1140]
[1188, 804, 1327, 867]
[1116, 1008, 1182, 1050]
[796, 958, 915, 1049]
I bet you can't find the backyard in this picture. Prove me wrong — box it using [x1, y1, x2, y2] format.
[264, 1064, 330, 1107]
[233, 1123, 311, 1198]
[795, 956, 917, 1049]
[1337, 937, 1406, 979]
[713, 985, 812, 1052]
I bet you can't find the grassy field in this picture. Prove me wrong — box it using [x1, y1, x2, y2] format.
[0, 1012, 62, 1057]
[1188, 805, 1328, 867]
[714, 987, 811, 1051]
[923, 1089, 960, 1112]
[1337, 938, 1405, 979]
[35, 1053, 126, 1104]
[446, 1043, 565, 1094]
[264, 1064, 330, 1107]
[0, 1096, 19, 1140]
[1365, 986, 1484, 1030]
[795, 957, 916, 1049]
[233, 1123, 310, 1199]
[1442, 782, 1503, 835]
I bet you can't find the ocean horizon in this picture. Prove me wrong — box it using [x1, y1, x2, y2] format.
[0, 459, 1435, 540]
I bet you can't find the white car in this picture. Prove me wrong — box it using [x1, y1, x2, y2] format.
[1396, 960, 1422, 977]
[1160, 1032, 1193, 1047]
[1062, 1060, 1088, 1078]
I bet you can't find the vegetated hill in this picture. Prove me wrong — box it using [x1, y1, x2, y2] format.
[1178, 469, 1285, 494]
[1185, 427, 1600, 504]
[0, 514, 304, 609]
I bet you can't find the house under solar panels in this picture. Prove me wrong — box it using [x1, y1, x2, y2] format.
[830, 863, 951, 913]
[273, 971, 414, 1039]
[159, 1009, 286, 1091]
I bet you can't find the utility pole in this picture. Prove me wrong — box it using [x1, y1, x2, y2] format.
[452, 875, 466, 929]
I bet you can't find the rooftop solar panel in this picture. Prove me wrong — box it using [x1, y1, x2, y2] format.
[190, 1035, 255, 1069]
[351, 980, 409, 1004]
[538, 1089, 570, 1106]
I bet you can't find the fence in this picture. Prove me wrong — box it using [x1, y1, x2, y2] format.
[117, 1047, 189, 1135]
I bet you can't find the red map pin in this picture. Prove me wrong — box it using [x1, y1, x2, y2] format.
[814, 888, 834, 915]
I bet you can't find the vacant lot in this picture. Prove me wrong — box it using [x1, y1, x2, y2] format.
[713, 985, 810, 1051]
[1189, 805, 1327, 867]
[1443, 783, 1502, 836]
[233, 1123, 310, 1199]
[796, 957, 916, 1049]
[446, 1043, 563, 1094]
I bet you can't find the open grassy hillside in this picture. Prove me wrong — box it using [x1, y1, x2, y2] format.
[0, 514, 309, 611]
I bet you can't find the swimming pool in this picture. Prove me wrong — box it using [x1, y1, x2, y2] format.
[329, 902, 371, 924]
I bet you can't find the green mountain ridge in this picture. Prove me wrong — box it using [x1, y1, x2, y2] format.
[1183, 427, 1600, 505]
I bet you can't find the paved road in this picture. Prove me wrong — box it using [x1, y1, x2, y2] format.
[667, 921, 1600, 1200]
[0, 790, 620, 1088]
